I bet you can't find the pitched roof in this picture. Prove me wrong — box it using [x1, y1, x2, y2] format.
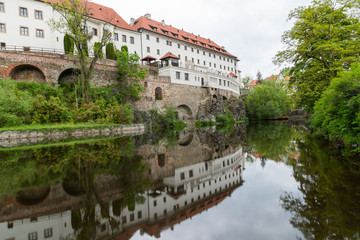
[229, 72, 237, 77]
[141, 55, 157, 61]
[41, 0, 133, 31]
[246, 80, 260, 87]
[160, 52, 180, 60]
[131, 15, 237, 58]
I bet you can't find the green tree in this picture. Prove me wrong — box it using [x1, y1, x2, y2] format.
[93, 42, 103, 59]
[64, 33, 74, 54]
[242, 76, 252, 86]
[245, 81, 289, 119]
[312, 63, 360, 149]
[274, 0, 360, 112]
[106, 42, 115, 60]
[47, 0, 112, 103]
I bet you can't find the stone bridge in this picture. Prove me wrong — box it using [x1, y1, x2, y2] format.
[0, 50, 243, 121]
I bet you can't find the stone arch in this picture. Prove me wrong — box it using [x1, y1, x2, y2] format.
[15, 185, 51, 206]
[176, 104, 193, 121]
[9, 64, 46, 83]
[155, 87, 163, 100]
[62, 181, 86, 197]
[58, 67, 81, 86]
[158, 154, 166, 167]
[178, 133, 194, 147]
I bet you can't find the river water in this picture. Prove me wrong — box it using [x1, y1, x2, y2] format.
[0, 122, 359, 240]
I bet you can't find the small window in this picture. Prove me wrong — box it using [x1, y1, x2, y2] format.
[185, 56, 188, 61]
[176, 71, 180, 79]
[197, 59, 200, 64]
[138, 211, 142, 219]
[191, 48, 194, 52]
[209, 53, 211, 57]
[185, 73, 189, 80]
[166, 40, 172, 46]
[209, 62, 212, 67]
[130, 36, 134, 44]
[157, 49, 160, 55]
[36, 29, 44, 38]
[197, 49, 199, 54]
[0, 23, 5, 33]
[203, 61, 206, 66]
[122, 216, 127, 224]
[93, 28, 98, 36]
[20, 7, 28, 17]
[122, 34, 126, 42]
[35, 10, 43, 20]
[203, 51, 205, 55]
[44, 228, 53, 238]
[191, 58, 194, 63]
[114, 33, 119, 41]
[0, 2, 4, 12]
[180, 172, 185, 180]
[178, 43, 180, 49]
[156, 37, 159, 43]
[219, 79, 221, 86]
[130, 213, 134, 221]
[28, 232, 38, 240]
[147, 46, 150, 53]
[20, 26, 29, 36]
[154, 200, 157, 207]
[184, 46, 187, 50]
[146, 34, 150, 40]
[163, 196, 167, 203]
[189, 170, 193, 177]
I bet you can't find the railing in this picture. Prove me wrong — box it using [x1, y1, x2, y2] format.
[0, 44, 65, 55]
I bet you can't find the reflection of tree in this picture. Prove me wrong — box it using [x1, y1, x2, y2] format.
[281, 133, 360, 239]
[246, 122, 294, 161]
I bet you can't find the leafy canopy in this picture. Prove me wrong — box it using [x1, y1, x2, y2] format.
[274, 0, 360, 112]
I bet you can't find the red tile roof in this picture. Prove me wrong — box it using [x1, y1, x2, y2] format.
[141, 55, 157, 61]
[160, 52, 180, 60]
[41, 0, 133, 31]
[131, 16, 236, 58]
[265, 75, 280, 81]
[229, 72, 237, 77]
[246, 80, 260, 87]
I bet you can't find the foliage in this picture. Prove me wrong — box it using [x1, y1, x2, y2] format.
[0, 80, 33, 127]
[64, 33, 74, 54]
[32, 95, 72, 124]
[312, 63, 360, 149]
[93, 42, 103, 59]
[47, 0, 112, 102]
[274, 0, 360, 112]
[196, 120, 215, 127]
[245, 80, 289, 119]
[151, 106, 178, 129]
[216, 110, 235, 125]
[242, 76, 252, 86]
[106, 42, 115, 60]
[115, 47, 147, 103]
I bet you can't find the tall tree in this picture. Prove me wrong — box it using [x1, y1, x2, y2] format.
[47, 0, 113, 103]
[274, 0, 360, 112]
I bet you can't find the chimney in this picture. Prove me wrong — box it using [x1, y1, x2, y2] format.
[161, 20, 165, 27]
[130, 18, 135, 26]
[222, 46, 225, 49]
[144, 13, 151, 20]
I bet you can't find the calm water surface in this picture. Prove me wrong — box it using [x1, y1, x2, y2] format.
[0, 122, 359, 240]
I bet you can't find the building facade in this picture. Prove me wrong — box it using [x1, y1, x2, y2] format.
[0, 0, 241, 94]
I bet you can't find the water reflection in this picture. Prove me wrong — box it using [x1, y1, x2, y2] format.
[0, 126, 246, 240]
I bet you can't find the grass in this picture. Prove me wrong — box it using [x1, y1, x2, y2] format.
[0, 123, 123, 133]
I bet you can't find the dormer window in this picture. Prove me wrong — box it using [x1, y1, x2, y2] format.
[149, 25, 158, 31]
[171, 32, 178, 38]
[161, 29, 168, 35]
[182, 36, 189, 41]
[191, 39, 198, 44]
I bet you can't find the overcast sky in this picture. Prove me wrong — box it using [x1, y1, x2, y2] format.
[92, 0, 313, 79]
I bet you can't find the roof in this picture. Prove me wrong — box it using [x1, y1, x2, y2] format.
[229, 72, 237, 78]
[160, 52, 180, 60]
[265, 75, 280, 81]
[141, 55, 157, 61]
[246, 80, 260, 87]
[41, 0, 133, 31]
[131, 15, 237, 58]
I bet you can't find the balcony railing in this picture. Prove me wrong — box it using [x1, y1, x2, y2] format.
[0, 44, 65, 55]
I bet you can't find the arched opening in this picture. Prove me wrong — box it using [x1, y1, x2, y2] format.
[158, 154, 166, 167]
[178, 133, 194, 146]
[9, 64, 46, 83]
[155, 87, 163, 100]
[58, 68, 80, 86]
[15, 185, 50, 206]
[176, 104, 193, 121]
[62, 181, 86, 197]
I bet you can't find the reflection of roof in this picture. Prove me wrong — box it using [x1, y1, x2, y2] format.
[42, 0, 134, 31]
[160, 52, 180, 60]
[131, 16, 236, 58]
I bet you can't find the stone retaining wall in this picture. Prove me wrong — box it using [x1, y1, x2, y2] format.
[0, 124, 145, 148]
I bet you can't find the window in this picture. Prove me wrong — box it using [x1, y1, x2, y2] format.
[163, 196, 167, 203]
[154, 200, 157, 207]
[219, 56, 222, 60]
[113, 33, 118, 41]
[138, 211, 142, 219]
[209, 53, 211, 57]
[0, 23, 5, 33]
[122, 34, 126, 42]
[28, 232, 37, 240]
[130, 213, 134, 221]
[20, 26, 29, 36]
[219, 79, 221, 86]
[197, 49, 200, 54]
[122, 216, 127, 224]
[146, 34, 150, 40]
[44, 228, 53, 238]
[185, 73, 189, 80]
[93, 28, 98, 36]
[178, 43, 181, 49]
[36, 29, 44, 38]
[197, 59, 200, 64]
[185, 56, 188, 61]
[130, 36, 134, 44]
[192, 58, 194, 63]
[191, 48, 194, 52]
[203, 61, 206, 66]
[184, 46, 187, 50]
[189, 170, 193, 177]
[203, 51, 205, 55]
[35, 10, 43, 20]
[166, 40, 172, 46]
[0, 2, 4, 12]
[20, 7, 28, 17]
[176, 71, 180, 79]
[209, 62, 212, 67]
[147, 46, 150, 53]
[156, 37, 159, 43]
[180, 172, 185, 180]
[157, 49, 160, 55]
[214, 54, 216, 58]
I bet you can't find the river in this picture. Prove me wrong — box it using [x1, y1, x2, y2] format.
[0, 122, 359, 240]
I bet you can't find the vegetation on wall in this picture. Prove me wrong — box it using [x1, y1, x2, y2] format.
[63, 33, 74, 55]
[106, 42, 115, 60]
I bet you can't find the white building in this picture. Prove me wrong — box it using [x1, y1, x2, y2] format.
[0, 0, 241, 94]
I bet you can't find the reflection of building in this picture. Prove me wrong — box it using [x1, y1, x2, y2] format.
[0, 148, 244, 240]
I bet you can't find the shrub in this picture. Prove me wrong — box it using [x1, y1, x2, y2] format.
[106, 101, 133, 124]
[32, 95, 71, 124]
[64, 34, 74, 55]
[106, 42, 115, 60]
[93, 42, 103, 59]
[0, 81, 33, 127]
[245, 81, 289, 120]
[216, 110, 235, 125]
[76, 99, 107, 123]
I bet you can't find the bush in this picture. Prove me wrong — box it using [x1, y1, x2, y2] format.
[312, 63, 360, 148]
[93, 42, 103, 59]
[245, 81, 289, 120]
[64, 34, 74, 55]
[32, 95, 72, 124]
[76, 99, 107, 123]
[106, 101, 133, 124]
[0, 81, 33, 127]
[106, 42, 115, 60]
[151, 106, 178, 128]
[216, 110, 235, 125]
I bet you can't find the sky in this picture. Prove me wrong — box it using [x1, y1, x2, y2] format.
[91, 0, 313, 80]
